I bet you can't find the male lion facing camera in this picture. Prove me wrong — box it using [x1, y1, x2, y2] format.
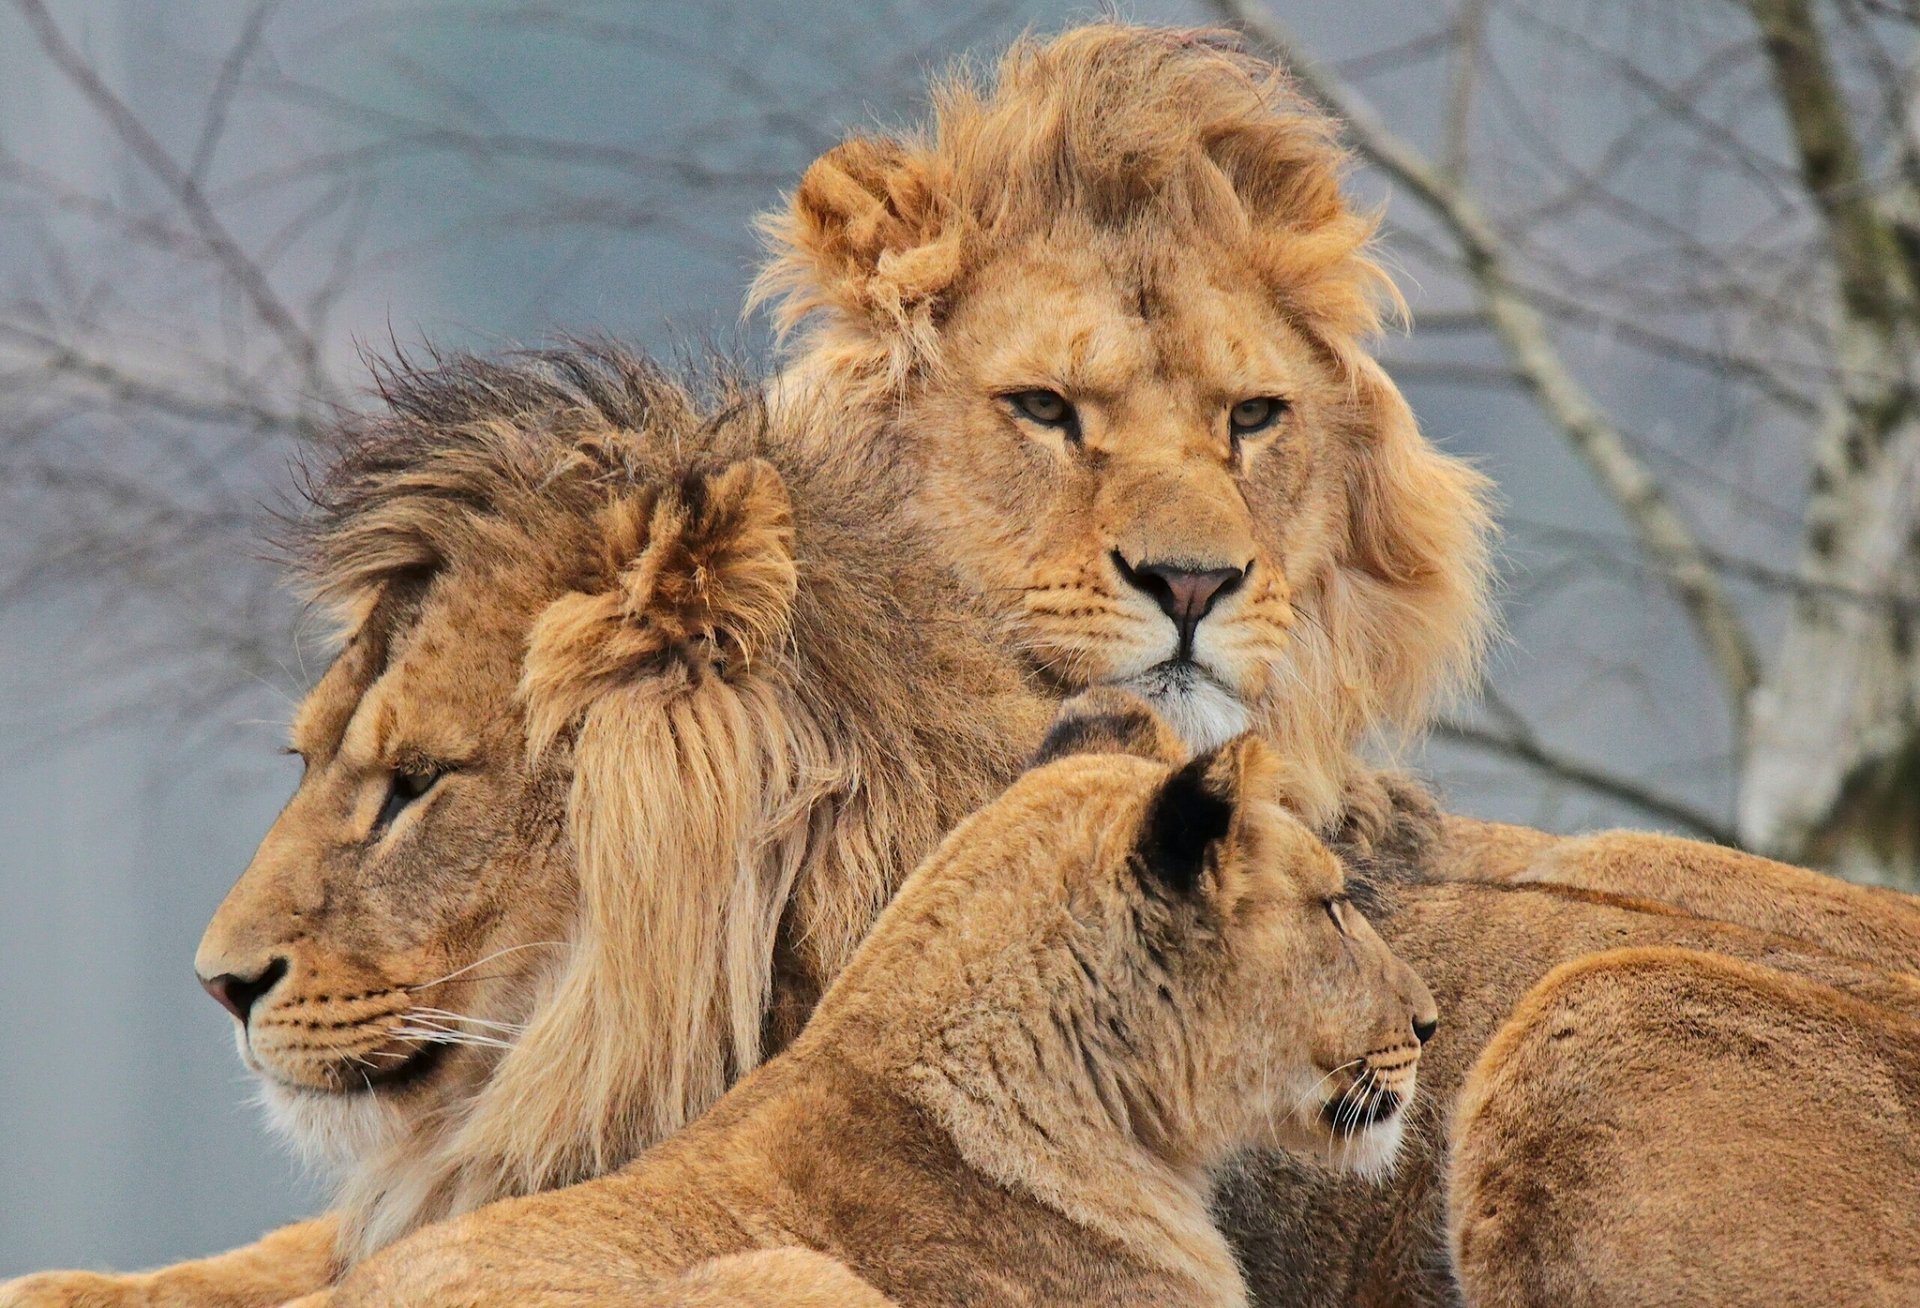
[298, 694, 1435, 1308]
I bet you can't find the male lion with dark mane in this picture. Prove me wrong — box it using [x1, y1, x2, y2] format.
[0, 351, 1051, 1308]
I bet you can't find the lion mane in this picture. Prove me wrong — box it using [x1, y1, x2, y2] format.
[286, 347, 1047, 1256]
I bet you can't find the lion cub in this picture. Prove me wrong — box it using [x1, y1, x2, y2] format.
[318, 693, 1437, 1308]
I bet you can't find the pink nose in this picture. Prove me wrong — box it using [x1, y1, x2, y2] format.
[198, 958, 287, 1026]
[1114, 555, 1248, 651]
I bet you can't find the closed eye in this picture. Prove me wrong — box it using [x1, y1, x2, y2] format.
[1322, 896, 1349, 935]
[374, 766, 447, 835]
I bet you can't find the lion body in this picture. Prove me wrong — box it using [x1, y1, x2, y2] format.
[1213, 808, 1920, 1306]
[1448, 947, 1920, 1308]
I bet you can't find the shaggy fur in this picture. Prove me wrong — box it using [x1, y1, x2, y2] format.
[10, 24, 1920, 1308]
[755, 22, 1496, 828]
[295, 698, 1438, 1308]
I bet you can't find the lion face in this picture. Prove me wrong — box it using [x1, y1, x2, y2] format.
[195, 576, 570, 1161]
[758, 23, 1496, 827]
[893, 228, 1357, 751]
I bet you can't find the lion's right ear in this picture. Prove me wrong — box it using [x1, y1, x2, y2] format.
[751, 135, 963, 343]
[1134, 735, 1283, 899]
[521, 458, 798, 756]
[1029, 687, 1188, 769]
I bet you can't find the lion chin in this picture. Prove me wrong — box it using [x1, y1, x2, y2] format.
[258, 1079, 410, 1175]
[1116, 660, 1252, 754]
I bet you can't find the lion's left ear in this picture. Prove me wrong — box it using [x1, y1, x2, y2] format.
[752, 135, 964, 343]
[521, 458, 798, 755]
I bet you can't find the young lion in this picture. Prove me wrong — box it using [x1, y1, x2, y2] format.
[302, 695, 1437, 1308]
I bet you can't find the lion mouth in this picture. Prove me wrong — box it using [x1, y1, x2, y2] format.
[1135, 656, 1224, 692]
[349, 1038, 456, 1093]
[1321, 1085, 1404, 1135]
[257, 1035, 455, 1098]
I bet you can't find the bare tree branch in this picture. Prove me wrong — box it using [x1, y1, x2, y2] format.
[1211, 0, 1764, 712]
[1436, 718, 1739, 844]
[13, 0, 334, 405]
[1750, 0, 1917, 333]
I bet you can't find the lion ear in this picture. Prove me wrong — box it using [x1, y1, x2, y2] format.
[753, 135, 962, 340]
[1134, 734, 1280, 899]
[521, 458, 798, 755]
[1029, 687, 1188, 769]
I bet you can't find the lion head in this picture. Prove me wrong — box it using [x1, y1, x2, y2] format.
[833, 688, 1438, 1194]
[756, 23, 1496, 828]
[193, 349, 1046, 1259]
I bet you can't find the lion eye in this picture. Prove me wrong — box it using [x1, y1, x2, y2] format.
[1322, 897, 1348, 934]
[1006, 389, 1078, 434]
[375, 767, 446, 834]
[1229, 396, 1288, 437]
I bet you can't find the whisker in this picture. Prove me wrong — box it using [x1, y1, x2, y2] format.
[406, 941, 568, 992]
[406, 1007, 529, 1035]
[391, 1026, 519, 1052]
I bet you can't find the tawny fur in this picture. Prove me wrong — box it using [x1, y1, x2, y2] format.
[1449, 948, 1920, 1308]
[749, 29, 1920, 1302]
[299, 701, 1438, 1308]
[755, 18, 1920, 973]
[10, 22, 1920, 1308]
[0, 349, 1051, 1308]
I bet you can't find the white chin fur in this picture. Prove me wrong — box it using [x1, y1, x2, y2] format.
[257, 1078, 406, 1176]
[1304, 1108, 1408, 1183]
[1123, 668, 1251, 753]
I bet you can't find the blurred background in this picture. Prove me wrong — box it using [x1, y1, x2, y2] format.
[3, 0, 1915, 1275]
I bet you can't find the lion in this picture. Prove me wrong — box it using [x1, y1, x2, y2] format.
[279, 692, 1440, 1308]
[753, 21, 1920, 958]
[0, 350, 1051, 1308]
[11, 23, 1920, 1308]
[743, 21, 1920, 1301]
[3, 347, 1913, 1308]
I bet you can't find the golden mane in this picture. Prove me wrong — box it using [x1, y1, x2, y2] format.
[753, 23, 1493, 830]
[284, 347, 1047, 1256]
[753, 23, 1399, 392]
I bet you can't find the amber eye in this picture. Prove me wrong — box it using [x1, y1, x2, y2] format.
[1229, 396, 1288, 437]
[1005, 389, 1077, 433]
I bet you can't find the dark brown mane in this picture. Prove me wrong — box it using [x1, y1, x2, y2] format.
[285, 345, 769, 623]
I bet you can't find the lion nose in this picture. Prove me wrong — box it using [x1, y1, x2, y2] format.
[1413, 1013, 1438, 1046]
[199, 957, 288, 1026]
[1113, 555, 1248, 652]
